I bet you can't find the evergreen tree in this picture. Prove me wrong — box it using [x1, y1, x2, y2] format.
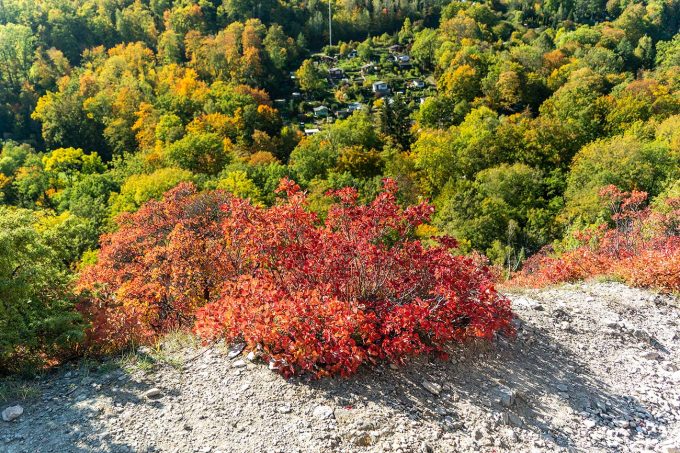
[378, 94, 413, 151]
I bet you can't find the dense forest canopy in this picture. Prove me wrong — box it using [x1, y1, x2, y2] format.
[0, 0, 678, 371]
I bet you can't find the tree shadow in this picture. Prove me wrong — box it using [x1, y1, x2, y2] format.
[0, 353, 180, 453]
[294, 312, 655, 450]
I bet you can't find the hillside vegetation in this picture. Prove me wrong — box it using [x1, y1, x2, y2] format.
[0, 0, 678, 372]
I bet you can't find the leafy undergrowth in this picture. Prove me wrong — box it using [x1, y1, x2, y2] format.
[509, 186, 680, 293]
[79, 179, 514, 378]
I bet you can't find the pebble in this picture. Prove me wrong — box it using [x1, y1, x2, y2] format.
[661, 446, 680, 453]
[422, 381, 442, 396]
[498, 387, 516, 408]
[433, 406, 448, 416]
[232, 359, 247, 368]
[420, 441, 434, 453]
[510, 412, 524, 427]
[144, 388, 162, 399]
[505, 428, 519, 442]
[632, 329, 654, 343]
[312, 405, 334, 419]
[514, 297, 544, 311]
[613, 419, 630, 428]
[227, 343, 246, 359]
[640, 351, 661, 361]
[443, 416, 461, 430]
[2, 405, 23, 422]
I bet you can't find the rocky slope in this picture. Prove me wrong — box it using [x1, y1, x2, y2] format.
[1, 282, 680, 453]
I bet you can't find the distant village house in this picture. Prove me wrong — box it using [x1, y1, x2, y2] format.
[313, 105, 330, 117]
[372, 81, 390, 95]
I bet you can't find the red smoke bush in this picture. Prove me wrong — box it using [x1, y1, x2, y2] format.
[510, 186, 680, 292]
[195, 179, 513, 377]
[79, 179, 514, 376]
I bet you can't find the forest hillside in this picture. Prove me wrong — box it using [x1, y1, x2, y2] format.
[1, 0, 679, 450]
[0, 0, 679, 433]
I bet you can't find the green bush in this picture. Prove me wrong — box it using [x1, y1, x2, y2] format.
[0, 207, 84, 372]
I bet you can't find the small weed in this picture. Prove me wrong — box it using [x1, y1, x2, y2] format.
[96, 360, 119, 374]
[116, 349, 155, 373]
[593, 274, 625, 284]
[148, 330, 202, 369]
[500, 285, 533, 296]
[112, 331, 199, 373]
[150, 351, 184, 370]
[157, 330, 200, 354]
[0, 381, 41, 403]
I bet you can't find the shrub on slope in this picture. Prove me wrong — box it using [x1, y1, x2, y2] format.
[80, 179, 514, 377]
[195, 179, 514, 377]
[510, 186, 680, 293]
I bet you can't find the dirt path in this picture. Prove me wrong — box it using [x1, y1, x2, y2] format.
[1, 282, 679, 453]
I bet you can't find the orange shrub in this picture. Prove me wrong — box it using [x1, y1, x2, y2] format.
[510, 186, 680, 293]
[77, 184, 240, 351]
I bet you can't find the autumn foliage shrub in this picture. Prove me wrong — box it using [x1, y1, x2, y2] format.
[510, 186, 680, 292]
[195, 179, 513, 377]
[77, 183, 238, 351]
[80, 179, 514, 377]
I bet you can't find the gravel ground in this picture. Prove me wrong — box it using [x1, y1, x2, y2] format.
[1, 282, 680, 453]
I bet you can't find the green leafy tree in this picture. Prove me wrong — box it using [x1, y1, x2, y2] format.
[295, 59, 326, 95]
[655, 34, 680, 69]
[0, 24, 35, 96]
[216, 170, 262, 202]
[411, 29, 439, 70]
[115, 1, 158, 46]
[564, 134, 680, 222]
[417, 96, 466, 129]
[12, 154, 52, 208]
[29, 47, 71, 91]
[337, 145, 384, 179]
[357, 39, 373, 61]
[43, 147, 105, 186]
[289, 138, 338, 185]
[539, 68, 607, 149]
[378, 95, 413, 151]
[57, 173, 119, 232]
[264, 24, 297, 71]
[110, 167, 194, 215]
[158, 29, 183, 64]
[165, 132, 231, 175]
[435, 163, 554, 259]
[0, 207, 84, 372]
[32, 77, 108, 158]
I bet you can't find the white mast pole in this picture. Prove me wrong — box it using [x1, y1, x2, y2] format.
[329, 0, 332, 48]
